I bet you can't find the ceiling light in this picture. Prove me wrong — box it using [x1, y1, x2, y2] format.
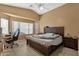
[29, 4, 45, 11]
[39, 6, 44, 11]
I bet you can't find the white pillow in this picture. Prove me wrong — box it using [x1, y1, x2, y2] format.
[33, 33, 55, 38]
[37, 33, 53, 38]
[39, 34, 60, 39]
[45, 33, 54, 36]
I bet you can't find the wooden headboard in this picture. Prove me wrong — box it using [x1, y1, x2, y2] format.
[44, 26, 64, 37]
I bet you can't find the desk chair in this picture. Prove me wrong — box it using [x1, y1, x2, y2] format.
[5, 29, 20, 48]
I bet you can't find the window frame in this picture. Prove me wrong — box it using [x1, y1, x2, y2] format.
[0, 17, 34, 35]
[12, 20, 34, 34]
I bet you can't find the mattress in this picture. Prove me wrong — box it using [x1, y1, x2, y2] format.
[29, 35, 62, 46]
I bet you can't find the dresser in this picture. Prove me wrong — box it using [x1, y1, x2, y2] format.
[63, 37, 78, 50]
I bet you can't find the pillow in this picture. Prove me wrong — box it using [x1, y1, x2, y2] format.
[39, 34, 60, 39]
[40, 36, 59, 39]
[33, 33, 54, 38]
[45, 33, 54, 36]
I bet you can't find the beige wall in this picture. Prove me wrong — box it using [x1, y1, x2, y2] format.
[0, 4, 40, 21]
[40, 3, 79, 38]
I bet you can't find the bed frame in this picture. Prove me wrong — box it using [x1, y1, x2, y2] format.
[27, 27, 64, 56]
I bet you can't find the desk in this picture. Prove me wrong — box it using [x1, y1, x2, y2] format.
[0, 34, 12, 55]
[0, 35, 5, 55]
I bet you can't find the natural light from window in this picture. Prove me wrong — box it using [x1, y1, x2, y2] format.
[1, 18, 8, 34]
[12, 21, 33, 34]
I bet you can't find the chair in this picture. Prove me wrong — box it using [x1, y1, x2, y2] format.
[5, 29, 20, 48]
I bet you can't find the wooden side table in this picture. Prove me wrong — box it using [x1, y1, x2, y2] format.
[63, 37, 78, 50]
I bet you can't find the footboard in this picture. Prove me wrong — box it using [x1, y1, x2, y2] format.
[27, 39, 58, 56]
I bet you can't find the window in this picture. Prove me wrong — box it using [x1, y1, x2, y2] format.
[12, 21, 20, 32]
[1, 18, 8, 34]
[28, 23, 33, 34]
[20, 22, 29, 34]
[12, 21, 33, 34]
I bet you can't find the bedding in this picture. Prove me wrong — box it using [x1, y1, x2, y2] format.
[29, 34, 62, 46]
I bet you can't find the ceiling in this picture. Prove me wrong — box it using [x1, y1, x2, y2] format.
[2, 3, 65, 15]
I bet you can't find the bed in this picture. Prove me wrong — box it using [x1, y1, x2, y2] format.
[27, 27, 64, 55]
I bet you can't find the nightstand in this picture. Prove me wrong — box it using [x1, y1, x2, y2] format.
[63, 37, 78, 50]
